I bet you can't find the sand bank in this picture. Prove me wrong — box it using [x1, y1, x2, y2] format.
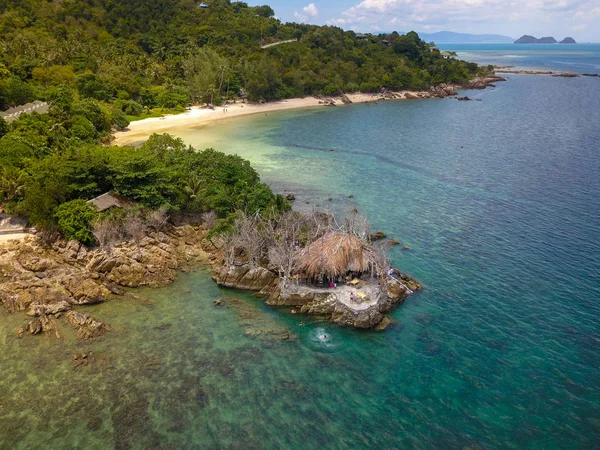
[111, 92, 421, 147]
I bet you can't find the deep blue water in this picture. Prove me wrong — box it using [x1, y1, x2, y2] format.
[438, 43, 600, 74]
[1, 48, 600, 448]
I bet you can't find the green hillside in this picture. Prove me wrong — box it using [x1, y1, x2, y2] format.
[0, 0, 483, 111]
[0, 0, 486, 241]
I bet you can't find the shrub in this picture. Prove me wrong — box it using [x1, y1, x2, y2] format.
[54, 199, 98, 245]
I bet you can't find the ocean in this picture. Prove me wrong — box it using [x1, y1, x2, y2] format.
[1, 46, 599, 448]
[438, 43, 600, 73]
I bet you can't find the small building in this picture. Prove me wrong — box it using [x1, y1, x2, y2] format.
[198, 2, 209, 8]
[0, 101, 49, 122]
[87, 192, 122, 212]
[355, 33, 368, 40]
[296, 231, 381, 284]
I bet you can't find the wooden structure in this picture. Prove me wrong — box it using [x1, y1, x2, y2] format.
[87, 192, 122, 212]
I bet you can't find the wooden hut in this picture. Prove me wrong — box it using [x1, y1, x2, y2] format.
[296, 231, 380, 283]
[87, 192, 122, 212]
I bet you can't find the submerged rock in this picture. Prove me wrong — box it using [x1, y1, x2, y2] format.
[65, 311, 110, 341]
[369, 230, 387, 241]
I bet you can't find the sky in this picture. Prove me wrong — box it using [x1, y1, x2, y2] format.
[248, 0, 600, 42]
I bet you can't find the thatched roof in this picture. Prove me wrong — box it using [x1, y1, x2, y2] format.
[296, 232, 377, 278]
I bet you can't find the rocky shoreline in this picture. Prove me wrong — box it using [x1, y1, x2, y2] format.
[1, 223, 422, 340]
[319, 76, 507, 104]
[212, 264, 421, 330]
[0, 225, 211, 340]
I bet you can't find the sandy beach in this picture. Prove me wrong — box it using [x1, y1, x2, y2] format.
[111, 92, 420, 146]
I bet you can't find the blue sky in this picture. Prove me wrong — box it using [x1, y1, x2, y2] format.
[248, 1, 600, 41]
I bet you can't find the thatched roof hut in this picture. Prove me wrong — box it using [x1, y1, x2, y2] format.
[296, 231, 378, 279]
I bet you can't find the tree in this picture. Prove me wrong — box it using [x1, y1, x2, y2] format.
[93, 216, 122, 254]
[54, 199, 98, 245]
[183, 48, 228, 105]
[109, 148, 177, 208]
[254, 5, 275, 18]
[123, 208, 147, 254]
[48, 85, 75, 121]
[0, 117, 8, 138]
[245, 58, 282, 101]
[228, 212, 265, 269]
[265, 211, 303, 286]
[0, 166, 24, 203]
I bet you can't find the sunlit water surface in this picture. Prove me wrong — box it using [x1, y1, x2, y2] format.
[1, 54, 600, 449]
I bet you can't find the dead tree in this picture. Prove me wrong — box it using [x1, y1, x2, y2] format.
[265, 211, 304, 286]
[124, 209, 147, 256]
[372, 240, 393, 284]
[92, 217, 122, 254]
[146, 207, 169, 232]
[231, 212, 265, 269]
[327, 208, 370, 241]
[202, 211, 216, 229]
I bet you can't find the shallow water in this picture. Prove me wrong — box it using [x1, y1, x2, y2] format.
[2, 60, 600, 447]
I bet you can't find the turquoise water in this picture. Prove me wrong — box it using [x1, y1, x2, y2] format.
[438, 43, 600, 74]
[2, 53, 600, 447]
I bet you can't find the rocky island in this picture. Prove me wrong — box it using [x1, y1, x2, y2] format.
[515, 35, 577, 44]
[213, 223, 421, 329]
[515, 35, 558, 44]
[559, 37, 577, 44]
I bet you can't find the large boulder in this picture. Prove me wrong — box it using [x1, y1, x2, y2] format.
[26, 300, 71, 317]
[60, 274, 110, 305]
[213, 265, 278, 292]
[0, 278, 71, 312]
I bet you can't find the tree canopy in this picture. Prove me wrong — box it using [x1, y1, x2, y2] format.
[0, 0, 487, 244]
[0, 0, 484, 111]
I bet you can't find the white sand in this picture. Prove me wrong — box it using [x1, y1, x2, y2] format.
[112, 91, 421, 147]
[0, 233, 30, 243]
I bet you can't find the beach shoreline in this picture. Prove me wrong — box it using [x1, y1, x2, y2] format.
[111, 77, 504, 146]
[111, 92, 417, 146]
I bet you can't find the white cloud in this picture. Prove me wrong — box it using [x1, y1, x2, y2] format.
[304, 3, 319, 17]
[326, 0, 599, 40]
[294, 3, 319, 23]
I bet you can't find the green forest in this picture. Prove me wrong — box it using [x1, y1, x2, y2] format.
[0, 0, 487, 243]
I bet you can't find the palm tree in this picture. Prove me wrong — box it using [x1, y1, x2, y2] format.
[184, 174, 204, 208]
[0, 167, 25, 203]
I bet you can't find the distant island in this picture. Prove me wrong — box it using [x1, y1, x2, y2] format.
[559, 37, 577, 44]
[515, 35, 577, 44]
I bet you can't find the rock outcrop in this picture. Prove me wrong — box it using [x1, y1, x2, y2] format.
[515, 35, 557, 44]
[212, 264, 421, 329]
[0, 225, 210, 339]
[559, 37, 576, 44]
